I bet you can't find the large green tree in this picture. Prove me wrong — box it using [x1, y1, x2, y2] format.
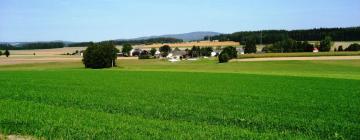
[200, 47, 213, 57]
[222, 46, 237, 59]
[319, 36, 333, 52]
[150, 48, 157, 56]
[159, 45, 171, 57]
[244, 38, 257, 54]
[122, 44, 133, 56]
[82, 42, 119, 69]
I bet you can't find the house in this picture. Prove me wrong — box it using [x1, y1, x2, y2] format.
[236, 47, 245, 54]
[130, 48, 142, 56]
[172, 50, 187, 59]
[211, 50, 221, 57]
[313, 47, 319, 53]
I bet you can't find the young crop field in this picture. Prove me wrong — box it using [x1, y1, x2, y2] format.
[0, 59, 360, 139]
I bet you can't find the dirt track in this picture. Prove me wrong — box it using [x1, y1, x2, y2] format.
[234, 56, 360, 62]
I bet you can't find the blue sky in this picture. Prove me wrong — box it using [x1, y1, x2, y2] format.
[0, 0, 359, 42]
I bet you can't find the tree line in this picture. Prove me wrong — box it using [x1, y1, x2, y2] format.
[0, 37, 182, 50]
[208, 27, 360, 44]
[68, 37, 183, 47]
[0, 42, 65, 50]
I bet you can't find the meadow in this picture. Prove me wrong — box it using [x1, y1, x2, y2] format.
[0, 59, 360, 139]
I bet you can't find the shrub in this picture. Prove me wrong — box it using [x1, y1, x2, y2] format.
[345, 43, 360, 51]
[319, 36, 332, 52]
[4, 49, 10, 57]
[222, 46, 237, 59]
[302, 41, 314, 52]
[338, 46, 344, 51]
[122, 44, 133, 56]
[218, 52, 230, 63]
[82, 42, 119, 69]
[150, 48, 157, 56]
[0, 50, 2, 56]
[200, 47, 213, 57]
[139, 50, 151, 59]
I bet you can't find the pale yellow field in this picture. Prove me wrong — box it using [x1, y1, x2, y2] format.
[8, 47, 86, 56]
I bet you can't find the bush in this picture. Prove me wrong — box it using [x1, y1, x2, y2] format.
[4, 49, 10, 57]
[122, 44, 133, 56]
[338, 46, 344, 51]
[302, 41, 314, 52]
[82, 42, 119, 69]
[200, 47, 213, 57]
[139, 50, 151, 59]
[0, 50, 2, 56]
[345, 43, 360, 51]
[218, 52, 230, 63]
[150, 48, 157, 56]
[222, 46, 237, 59]
[319, 36, 332, 52]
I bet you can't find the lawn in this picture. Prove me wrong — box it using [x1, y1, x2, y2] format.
[0, 59, 359, 139]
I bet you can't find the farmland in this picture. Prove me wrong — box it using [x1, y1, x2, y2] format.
[0, 59, 360, 139]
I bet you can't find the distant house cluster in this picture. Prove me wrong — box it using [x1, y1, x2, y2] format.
[118, 46, 245, 62]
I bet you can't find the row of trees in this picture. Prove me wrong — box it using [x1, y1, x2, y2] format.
[69, 38, 183, 47]
[0, 42, 65, 50]
[208, 27, 360, 44]
[336, 43, 360, 51]
[259, 37, 333, 53]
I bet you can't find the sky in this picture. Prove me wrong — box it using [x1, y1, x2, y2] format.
[0, 0, 359, 42]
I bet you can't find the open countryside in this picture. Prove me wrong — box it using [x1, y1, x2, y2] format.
[1, 0, 360, 139]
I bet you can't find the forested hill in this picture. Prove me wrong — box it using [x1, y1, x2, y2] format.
[0, 42, 65, 50]
[208, 27, 360, 44]
[0, 38, 182, 50]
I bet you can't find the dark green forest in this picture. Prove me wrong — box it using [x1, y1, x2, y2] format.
[0, 42, 65, 50]
[68, 37, 183, 47]
[207, 27, 360, 44]
[0, 38, 182, 50]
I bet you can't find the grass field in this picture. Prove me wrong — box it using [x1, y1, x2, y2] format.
[0, 59, 360, 139]
[238, 51, 360, 59]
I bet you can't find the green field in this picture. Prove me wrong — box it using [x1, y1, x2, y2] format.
[239, 51, 360, 59]
[0, 59, 360, 139]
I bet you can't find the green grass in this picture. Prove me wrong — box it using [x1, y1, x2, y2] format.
[0, 59, 360, 139]
[239, 51, 360, 59]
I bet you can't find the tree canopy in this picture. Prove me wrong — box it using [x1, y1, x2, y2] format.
[122, 44, 133, 56]
[4, 49, 10, 57]
[82, 42, 119, 69]
[208, 27, 360, 44]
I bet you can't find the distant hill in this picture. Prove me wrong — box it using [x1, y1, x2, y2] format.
[129, 31, 222, 41]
